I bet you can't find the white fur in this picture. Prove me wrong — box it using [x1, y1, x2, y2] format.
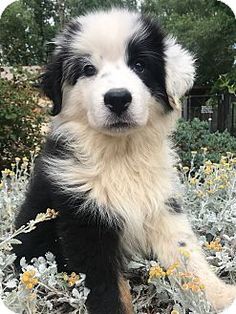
[61, 64, 152, 132]
[58, 10, 152, 132]
[221, 299, 236, 314]
[71, 9, 140, 58]
[46, 118, 180, 253]
[164, 36, 196, 99]
[45, 9, 236, 311]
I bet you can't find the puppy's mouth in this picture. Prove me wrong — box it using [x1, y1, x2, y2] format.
[105, 120, 137, 132]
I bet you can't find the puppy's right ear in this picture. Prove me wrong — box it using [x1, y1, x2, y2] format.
[40, 55, 63, 116]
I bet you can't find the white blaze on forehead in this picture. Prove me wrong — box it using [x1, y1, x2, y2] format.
[71, 9, 141, 61]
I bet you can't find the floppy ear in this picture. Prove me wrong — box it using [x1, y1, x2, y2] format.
[40, 55, 63, 116]
[164, 36, 195, 106]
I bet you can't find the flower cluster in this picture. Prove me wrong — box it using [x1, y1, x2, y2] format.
[0, 151, 235, 314]
[63, 272, 80, 287]
[149, 260, 205, 294]
[186, 152, 236, 198]
[181, 273, 205, 292]
[149, 265, 166, 279]
[205, 238, 222, 252]
[149, 262, 180, 280]
[21, 269, 39, 289]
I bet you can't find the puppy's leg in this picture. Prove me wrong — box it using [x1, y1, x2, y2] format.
[150, 205, 236, 311]
[58, 210, 133, 314]
[119, 276, 133, 314]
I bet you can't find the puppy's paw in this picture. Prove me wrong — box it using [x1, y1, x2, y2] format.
[207, 284, 236, 311]
[220, 299, 236, 314]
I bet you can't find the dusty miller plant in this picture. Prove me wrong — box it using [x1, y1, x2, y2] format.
[0, 151, 235, 313]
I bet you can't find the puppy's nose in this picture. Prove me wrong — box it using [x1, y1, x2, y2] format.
[104, 88, 132, 116]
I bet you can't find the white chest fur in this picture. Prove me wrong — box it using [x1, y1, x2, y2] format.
[47, 123, 179, 253]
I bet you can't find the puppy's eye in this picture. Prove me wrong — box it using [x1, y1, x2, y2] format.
[132, 60, 145, 73]
[83, 64, 97, 77]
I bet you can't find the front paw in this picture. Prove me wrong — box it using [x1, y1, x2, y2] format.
[208, 285, 236, 312]
[220, 298, 236, 314]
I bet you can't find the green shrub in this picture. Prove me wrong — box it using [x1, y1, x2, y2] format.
[0, 74, 46, 171]
[174, 118, 236, 167]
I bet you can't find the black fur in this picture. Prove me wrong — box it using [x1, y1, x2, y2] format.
[13, 139, 126, 314]
[127, 16, 172, 112]
[15, 12, 175, 313]
[40, 15, 171, 116]
[165, 197, 183, 214]
[40, 55, 63, 115]
[40, 19, 81, 116]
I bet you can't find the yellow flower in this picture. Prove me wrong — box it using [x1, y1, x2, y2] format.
[67, 272, 79, 287]
[201, 147, 208, 153]
[166, 262, 180, 276]
[171, 310, 179, 314]
[189, 177, 198, 185]
[149, 265, 166, 279]
[204, 166, 212, 175]
[219, 185, 225, 189]
[192, 277, 200, 283]
[189, 282, 200, 292]
[196, 190, 204, 197]
[15, 157, 21, 163]
[181, 276, 205, 292]
[179, 248, 190, 258]
[182, 283, 189, 290]
[205, 238, 222, 252]
[206, 179, 213, 185]
[21, 270, 38, 289]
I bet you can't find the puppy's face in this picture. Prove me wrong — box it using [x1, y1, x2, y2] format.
[42, 9, 195, 135]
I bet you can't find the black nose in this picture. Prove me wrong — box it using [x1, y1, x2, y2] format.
[104, 88, 132, 116]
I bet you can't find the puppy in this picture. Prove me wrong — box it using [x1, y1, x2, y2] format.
[14, 8, 236, 314]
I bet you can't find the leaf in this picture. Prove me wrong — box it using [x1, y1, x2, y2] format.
[5, 279, 18, 289]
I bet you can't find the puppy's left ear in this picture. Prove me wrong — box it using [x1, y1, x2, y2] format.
[164, 37, 196, 108]
[40, 55, 63, 116]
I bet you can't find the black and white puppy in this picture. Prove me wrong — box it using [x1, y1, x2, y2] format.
[14, 8, 236, 314]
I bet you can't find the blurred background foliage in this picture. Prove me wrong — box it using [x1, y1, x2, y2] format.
[141, 0, 236, 85]
[174, 118, 236, 168]
[0, 70, 46, 171]
[0, 0, 235, 86]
